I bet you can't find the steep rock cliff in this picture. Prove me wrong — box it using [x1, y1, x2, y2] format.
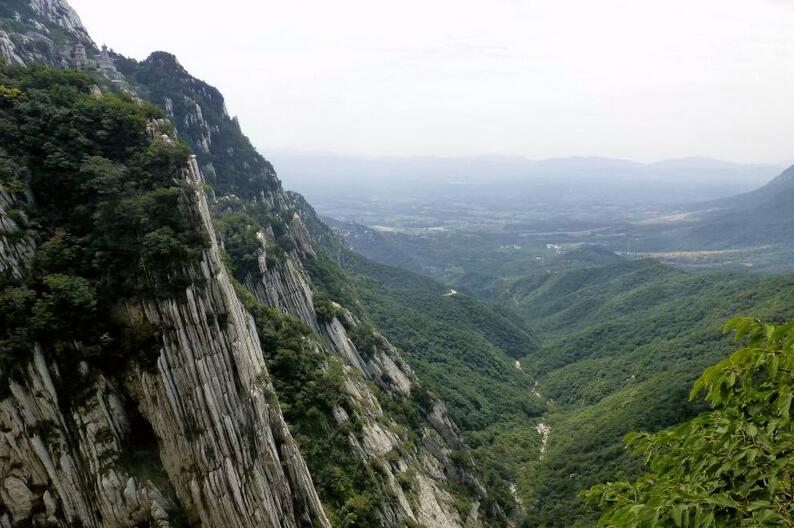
[28, 0, 92, 44]
[0, 69, 330, 528]
[0, 0, 95, 66]
[243, 231, 485, 527]
[126, 51, 499, 527]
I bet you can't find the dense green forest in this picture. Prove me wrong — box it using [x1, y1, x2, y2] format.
[496, 259, 794, 526]
[586, 317, 794, 527]
[299, 249, 546, 515]
[321, 236, 794, 526]
[0, 64, 205, 393]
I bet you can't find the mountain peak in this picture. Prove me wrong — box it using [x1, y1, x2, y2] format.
[0, 0, 95, 66]
[768, 164, 794, 188]
[144, 50, 183, 69]
[28, 0, 93, 45]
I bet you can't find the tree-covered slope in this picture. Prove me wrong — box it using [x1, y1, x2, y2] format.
[311, 218, 794, 526]
[281, 243, 545, 517]
[586, 317, 794, 527]
[0, 64, 202, 379]
[504, 259, 794, 526]
[335, 250, 543, 431]
[271, 193, 555, 519]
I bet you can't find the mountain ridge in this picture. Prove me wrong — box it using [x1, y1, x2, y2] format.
[270, 150, 782, 187]
[655, 163, 794, 250]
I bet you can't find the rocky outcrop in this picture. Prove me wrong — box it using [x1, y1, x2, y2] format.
[121, 156, 329, 528]
[246, 256, 319, 333]
[0, 190, 35, 280]
[28, 0, 94, 46]
[235, 207, 487, 528]
[135, 47, 494, 526]
[1, 348, 177, 527]
[0, 0, 97, 67]
[0, 151, 331, 527]
[0, 31, 25, 66]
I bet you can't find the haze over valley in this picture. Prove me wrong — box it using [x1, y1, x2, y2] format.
[271, 152, 794, 275]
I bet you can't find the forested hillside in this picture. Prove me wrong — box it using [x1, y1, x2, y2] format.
[319, 227, 794, 526]
[285, 245, 544, 515]
[586, 317, 794, 527]
[503, 260, 794, 526]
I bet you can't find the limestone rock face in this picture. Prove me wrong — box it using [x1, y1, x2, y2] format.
[28, 0, 94, 45]
[0, 5, 109, 85]
[0, 156, 330, 528]
[236, 200, 487, 528]
[0, 0, 97, 67]
[123, 157, 330, 528]
[0, 350, 177, 528]
[0, 31, 25, 66]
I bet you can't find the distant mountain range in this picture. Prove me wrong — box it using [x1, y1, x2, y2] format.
[680, 164, 794, 248]
[269, 150, 784, 208]
[270, 149, 781, 190]
[708, 164, 794, 210]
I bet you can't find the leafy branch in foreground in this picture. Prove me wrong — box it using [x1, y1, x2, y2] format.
[584, 317, 794, 527]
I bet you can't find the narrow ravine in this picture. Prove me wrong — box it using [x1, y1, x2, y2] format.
[536, 422, 551, 460]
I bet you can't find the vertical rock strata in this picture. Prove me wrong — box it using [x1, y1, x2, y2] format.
[125, 157, 330, 528]
[0, 156, 331, 528]
[132, 51, 495, 528]
[241, 212, 486, 528]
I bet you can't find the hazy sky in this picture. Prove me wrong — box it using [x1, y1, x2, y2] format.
[69, 0, 793, 163]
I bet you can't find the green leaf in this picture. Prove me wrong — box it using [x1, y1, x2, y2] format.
[671, 504, 683, 527]
[746, 423, 758, 437]
[586, 318, 794, 528]
[778, 392, 792, 420]
[769, 354, 779, 378]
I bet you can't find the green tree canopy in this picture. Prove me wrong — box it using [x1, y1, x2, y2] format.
[585, 317, 794, 527]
